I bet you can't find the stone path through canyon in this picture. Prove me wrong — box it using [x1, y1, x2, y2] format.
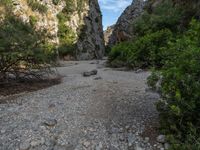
[0, 60, 161, 150]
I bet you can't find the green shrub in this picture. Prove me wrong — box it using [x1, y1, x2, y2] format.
[52, 0, 60, 5]
[108, 41, 133, 67]
[109, 29, 173, 68]
[29, 15, 37, 27]
[27, 0, 48, 14]
[0, 15, 55, 80]
[133, 0, 183, 37]
[148, 19, 200, 149]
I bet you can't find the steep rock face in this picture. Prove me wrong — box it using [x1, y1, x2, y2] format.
[108, 0, 145, 46]
[8, 0, 105, 60]
[104, 25, 114, 46]
[11, 0, 63, 44]
[76, 0, 105, 60]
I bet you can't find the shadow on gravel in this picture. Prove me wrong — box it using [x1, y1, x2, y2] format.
[0, 78, 62, 104]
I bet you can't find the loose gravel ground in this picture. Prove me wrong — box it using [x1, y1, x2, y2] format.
[0, 60, 161, 150]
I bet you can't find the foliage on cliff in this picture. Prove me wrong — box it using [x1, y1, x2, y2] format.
[56, 0, 88, 58]
[0, 1, 56, 81]
[108, 0, 200, 148]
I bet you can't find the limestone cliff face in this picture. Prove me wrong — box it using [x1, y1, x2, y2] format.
[107, 0, 145, 46]
[8, 0, 105, 60]
[11, 0, 63, 44]
[104, 25, 114, 46]
[76, 0, 105, 60]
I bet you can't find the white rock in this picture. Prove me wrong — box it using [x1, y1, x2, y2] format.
[144, 137, 150, 143]
[135, 144, 144, 150]
[164, 143, 170, 149]
[83, 141, 90, 148]
[19, 141, 30, 150]
[96, 142, 103, 150]
[157, 135, 166, 143]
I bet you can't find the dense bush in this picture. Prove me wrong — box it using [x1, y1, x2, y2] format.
[133, 0, 183, 37]
[108, 42, 133, 67]
[109, 29, 172, 69]
[52, 0, 60, 5]
[0, 13, 56, 81]
[148, 19, 200, 149]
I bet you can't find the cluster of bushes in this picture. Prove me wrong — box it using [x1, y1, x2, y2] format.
[149, 20, 200, 149]
[109, 0, 200, 148]
[27, 0, 48, 14]
[0, 2, 56, 81]
[109, 29, 173, 69]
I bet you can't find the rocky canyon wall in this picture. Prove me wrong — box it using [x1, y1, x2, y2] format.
[107, 0, 145, 46]
[2, 0, 105, 60]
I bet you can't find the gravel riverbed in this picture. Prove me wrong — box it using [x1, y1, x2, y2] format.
[0, 60, 161, 150]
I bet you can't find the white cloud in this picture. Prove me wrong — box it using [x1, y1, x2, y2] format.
[99, 0, 132, 12]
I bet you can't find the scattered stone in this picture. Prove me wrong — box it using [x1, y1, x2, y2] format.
[96, 142, 103, 150]
[144, 137, 150, 143]
[119, 135, 125, 141]
[43, 118, 57, 127]
[135, 69, 143, 73]
[83, 70, 98, 77]
[157, 143, 163, 149]
[109, 145, 118, 150]
[83, 141, 90, 148]
[128, 133, 136, 146]
[53, 145, 70, 150]
[1, 129, 6, 134]
[135, 144, 144, 150]
[94, 76, 102, 80]
[164, 143, 170, 149]
[157, 135, 166, 144]
[48, 103, 56, 109]
[90, 61, 99, 64]
[19, 141, 30, 150]
[30, 140, 40, 147]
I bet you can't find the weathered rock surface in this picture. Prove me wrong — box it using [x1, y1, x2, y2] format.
[83, 69, 98, 77]
[76, 0, 105, 60]
[104, 25, 114, 46]
[107, 0, 145, 46]
[5, 0, 105, 60]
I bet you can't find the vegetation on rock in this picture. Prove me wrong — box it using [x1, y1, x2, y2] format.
[27, 0, 48, 14]
[56, 0, 88, 58]
[0, 1, 56, 81]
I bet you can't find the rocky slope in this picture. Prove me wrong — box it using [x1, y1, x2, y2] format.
[76, 0, 105, 60]
[6, 0, 105, 60]
[107, 0, 145, 46]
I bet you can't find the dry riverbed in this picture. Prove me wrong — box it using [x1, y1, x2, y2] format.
[0, 60, 162, 150]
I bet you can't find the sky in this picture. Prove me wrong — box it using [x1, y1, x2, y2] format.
[98, 0, 132, 30]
